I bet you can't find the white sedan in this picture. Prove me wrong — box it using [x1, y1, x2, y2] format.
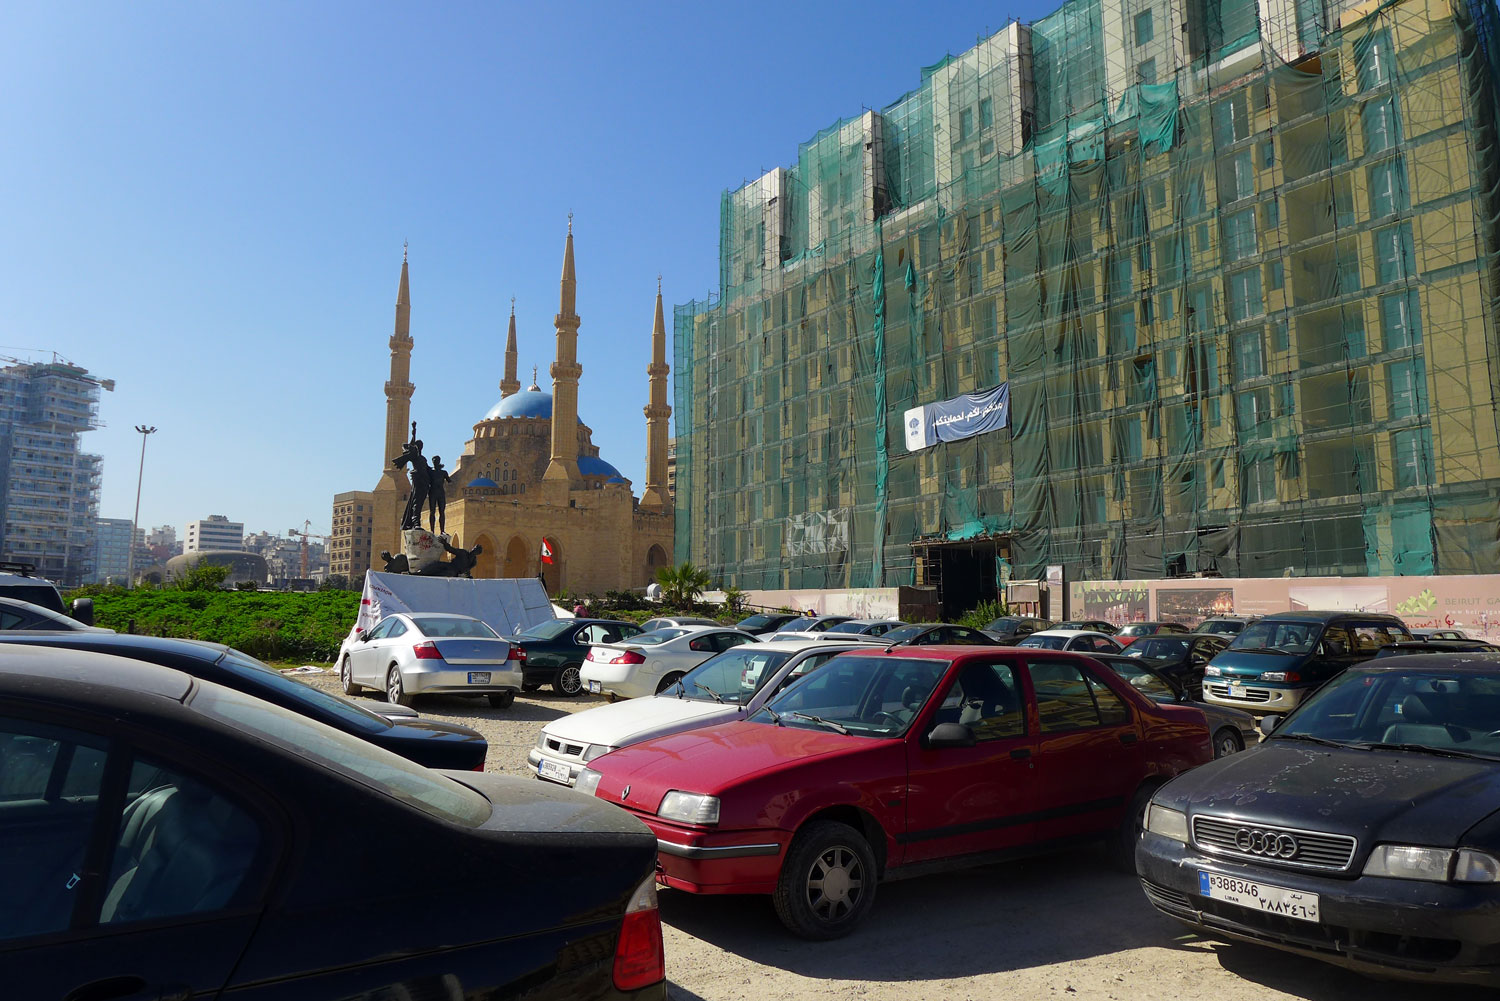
[579, 625, 759, 699]
[531, 638, 879, 785]
[1016, 628, 1123, 654]
[339, 612, 522, 708]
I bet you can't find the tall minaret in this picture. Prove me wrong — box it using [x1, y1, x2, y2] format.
[377, 245, 414, 490]
[640, 276, 672, 512]
[500, 297, 520, 399]
[544, 218, 583, 486]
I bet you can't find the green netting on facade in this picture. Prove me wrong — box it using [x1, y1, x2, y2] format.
[677, 0, 1500, 592]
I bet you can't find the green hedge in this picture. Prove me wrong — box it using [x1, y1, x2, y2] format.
[71, 588, 359, 662]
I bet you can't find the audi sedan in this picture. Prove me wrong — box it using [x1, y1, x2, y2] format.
[1138, 653, 1500, 986]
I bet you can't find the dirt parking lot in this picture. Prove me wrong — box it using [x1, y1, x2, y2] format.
[302, 670, 1490, 1001]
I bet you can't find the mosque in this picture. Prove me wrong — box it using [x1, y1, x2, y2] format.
[330, 224, 674, 595]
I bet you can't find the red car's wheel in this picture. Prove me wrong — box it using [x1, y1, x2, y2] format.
[772, 821, 877, 939]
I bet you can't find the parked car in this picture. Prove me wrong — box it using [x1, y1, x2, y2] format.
[1201, 611, 1413, 715]
[0, 561, 94, 625]
[769, 614, 853, 636]
[530, 639, 881, 786]
[0, 633, 490, 770]
[1197, 616, 1259, 638]
[511, 618, 644, 696]
[1055, 619, 1119, 635]
[0, 595, 109, 633]
[1115, 621, 1190, 648]
[1019, 629, 1123, 654]
[581, 626, 759, 699]
[1092, 653, 1256, 757]
[1376, 639, 1499, 657]
[0, 645, 665, 1000]
[736, 612, 800, 635]
[1137, 653, 1500, 987]
[1122, 634, 1231, 699]
[639, 615, 721, 632]
[577, 646, 1212, 938]
[820, 618, 908, 637]
[338, 612, 521, 708]
[1413, 627, 1470, 640]
[879, 622, 999, 646]
[981, 616, 1054, 643]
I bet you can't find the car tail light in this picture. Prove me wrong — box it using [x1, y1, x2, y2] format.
[612, 874, 664, 991]
[413, 641, 444, 660]
[584, 649, 595, 662]
[508, 645, 526, 663]
[609, 650, 647, 665]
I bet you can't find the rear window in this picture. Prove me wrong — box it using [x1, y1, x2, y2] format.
[779, 617, 816, 632]
[1129, 637, 1192, 660]
[1019, 634, 1068, 650]
[519, 620, 573, 641]
[1200, 619, 1244, 634]
[412, 616, 499, 639]
[633, 628, 689, 646]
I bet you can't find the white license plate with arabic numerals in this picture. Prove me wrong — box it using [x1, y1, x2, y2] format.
[1199, 871, 1320, 923]
[1229, 683, 1246, 698]
[587, 680, 602, 694]
[467, 672, 490, 685]
[537, 759, 571, 784]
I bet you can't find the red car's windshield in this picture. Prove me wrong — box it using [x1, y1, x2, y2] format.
[751, 655, 948, 738]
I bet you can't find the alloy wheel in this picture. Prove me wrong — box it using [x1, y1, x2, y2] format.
[558, 665, 582, 695]
[1216, 731, 1244, 758]
[805, 845, 864, 921]
[388, 668, 403, 704]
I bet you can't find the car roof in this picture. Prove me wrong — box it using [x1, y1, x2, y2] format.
[748, 638, 883, 653]
[1029, 629, 1108, 638]
[1354, 653, 1500, 671]
[0, 594, 69, 616]
[0, 644, 194, 704]
[1256, 610, 1406, 622]
[400, 611, 482, 620]
[0, 632, 229, 661]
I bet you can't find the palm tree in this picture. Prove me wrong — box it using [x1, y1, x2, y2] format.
[655, 561, 712, 610]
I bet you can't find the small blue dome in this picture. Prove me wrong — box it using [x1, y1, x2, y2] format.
[578, 455, 623, 479]
[605, 475, 627, 485]
[466, 476, 498, 488]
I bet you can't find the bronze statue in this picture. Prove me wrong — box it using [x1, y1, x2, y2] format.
[428, 456, 451, 534]
[392, 425, 431, 531]
[414, 538, 482, 578]
[379, 550, 411, 574]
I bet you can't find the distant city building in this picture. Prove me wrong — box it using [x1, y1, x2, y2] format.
[245, 530, 327, 583]
[146, 525, 180, 560]
[0, 359, 111, 587]
[330, 490, 376, 581]
[93, 517, 135, 584]
[184, 515, 243, 553]
[666, 437, 677, 501]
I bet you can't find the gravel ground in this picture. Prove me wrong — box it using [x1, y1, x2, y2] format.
[297, 668, 1481, 1001]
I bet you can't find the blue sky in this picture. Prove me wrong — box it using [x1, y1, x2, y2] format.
[0, 1, 1021, 542]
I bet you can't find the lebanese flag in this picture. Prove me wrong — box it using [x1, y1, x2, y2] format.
[540, 538, 555, 564]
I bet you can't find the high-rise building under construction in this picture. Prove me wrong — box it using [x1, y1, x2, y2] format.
[674, 0, 1500, 598]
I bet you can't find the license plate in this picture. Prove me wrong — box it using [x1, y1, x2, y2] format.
[587, 680, 602, 694]
[1198, 871, 1320, 923]
[538, 759, 571, 784]
[1229, 683, 1246, 698]
[467, 672, 491, 685]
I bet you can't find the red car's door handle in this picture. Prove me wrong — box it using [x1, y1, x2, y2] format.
[1010, 747, 1032, 760]
[1119, 733, 1139, 745]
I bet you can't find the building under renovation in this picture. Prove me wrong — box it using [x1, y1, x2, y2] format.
[675, 0, 1500, 602]
[0, 360, 111, 587]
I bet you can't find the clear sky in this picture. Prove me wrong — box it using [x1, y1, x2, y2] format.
[0, 0, 1025, 542]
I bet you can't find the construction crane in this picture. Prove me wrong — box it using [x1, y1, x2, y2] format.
[288, 520, 332, 579]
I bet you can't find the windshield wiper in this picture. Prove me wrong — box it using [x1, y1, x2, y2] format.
[761, 705, 784, 726]
[1272, 733, 1354, 749]
[789, 712, 850, 735]
[1354, 741, 1498, 761]
[693, 681, 725, 704]
[1233, 647, 1294, 656]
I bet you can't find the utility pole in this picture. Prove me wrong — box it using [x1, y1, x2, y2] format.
[126, 425, 157, 587]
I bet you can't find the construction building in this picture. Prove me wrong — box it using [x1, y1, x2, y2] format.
[675, 0, 1500, 603]
[329, 490, 376, 581]
[0, 359, 110, 587]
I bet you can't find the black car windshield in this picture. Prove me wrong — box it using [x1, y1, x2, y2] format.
[1229, 619, 1318, 654]
[192, 680, 491, 825]
[881, 624, 937, 644]
[1275, 665, 1500, 757]
[1019, 634, 1068, 650]
[681, 648, 794, 703]
[738, 614, 782, 630]
[1128, 637, 1192, 660]
[825, 621, 871, 634]
[218, 650, 391, 733]
[519, 620, 576, 641]
[779, 617, 817, 632]
[985, 617, 1023, 632]
[412, 616, 499, 639]
[1200, 619, 1245, 634]
[633, 628, 690, 646]
[1103, 660, 1179, 701]
[750, 655, 948, 737]
[1118, 624, 1157, 637]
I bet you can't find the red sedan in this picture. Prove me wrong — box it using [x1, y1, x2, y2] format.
[577, 646, 1212, 938]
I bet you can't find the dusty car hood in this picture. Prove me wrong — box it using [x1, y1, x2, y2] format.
[1159, 740, 1500, 848]
[544, 694, 738, 749]
[446, 771, 654, 838]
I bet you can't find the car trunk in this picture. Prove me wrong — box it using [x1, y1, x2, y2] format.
[430, 638, 511, 664]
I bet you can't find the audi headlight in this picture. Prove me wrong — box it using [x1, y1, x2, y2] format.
[582, 743, 613, 762]
[575, 768, 603, 797]
[1144, 803, 1189, 843]
[658, 790, 720, 825]
[1363, 845, 1457, 881]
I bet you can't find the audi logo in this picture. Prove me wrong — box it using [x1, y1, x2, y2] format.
[1235, 828, 1300, 858]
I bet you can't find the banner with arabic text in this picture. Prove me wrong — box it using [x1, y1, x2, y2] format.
[903, 382, 1010, 452]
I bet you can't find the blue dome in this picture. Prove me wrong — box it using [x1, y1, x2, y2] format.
[466, 476, 498, 488]
[578, 455, 623, 478]
[482, 387, 587, 423]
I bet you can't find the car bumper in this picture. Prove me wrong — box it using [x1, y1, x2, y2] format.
[527, 746, 584, 787]
[579, 665, 655, 700]
[403, 664, 523, 695]
[1201, 680, 1308, 715]
[1136, 831, 1500, 985]
[639, 815, 788, 895]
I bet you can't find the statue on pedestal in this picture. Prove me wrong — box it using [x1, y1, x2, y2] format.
[428, 456, 451, 534]
[392, 421, 431, 531]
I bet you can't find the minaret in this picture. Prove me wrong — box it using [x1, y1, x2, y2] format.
[377, 246, 414, 491]
[640, 276, 672, 512]
[544, 218, 583, 486]
[500, 297, 520, 399]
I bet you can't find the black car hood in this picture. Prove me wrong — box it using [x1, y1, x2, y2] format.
[1161, 741, 1500, 847]
[446, 771, 653, 838]
[386, 717, 484, 741]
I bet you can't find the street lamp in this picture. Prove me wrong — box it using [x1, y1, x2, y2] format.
[126, 425, 157, 587]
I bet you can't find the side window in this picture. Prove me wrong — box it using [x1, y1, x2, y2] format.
[1029, 660, 1107, 733]
[0, 720, 110, 942]
[774, 652, 838, 694]
[688, 636, 714, 652]
[1348, 624, 1393, 654]
[621, 624, 644, 638]
[1084, 672, 1131, 725]
[365, 620, 391, 641]
[577, 625, 606, 645]
[933, 662, 1025, 740]
[949, 627, 984, 645]
[714, 632, 748, 652]
[1319, 626, 1353, 656]
[1, 609, 28, 629]
[386, 619, 408, 638]
[102, 757, 262, 927]
[1093, 637, 1117, 652]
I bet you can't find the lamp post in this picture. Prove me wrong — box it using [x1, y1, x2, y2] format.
[126, 425, 156, 587]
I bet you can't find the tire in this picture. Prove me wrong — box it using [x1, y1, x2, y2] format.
[772, 821, 878, 940]
[1213, 728, 1245, 758]
[386, 666, 416, 707]
[656, 672, 685, 695]
[487, 692, 515, 709]
[554, 664, 583, 697]
[1109, 782, 1158, 872]
[340, 656, 361, 695]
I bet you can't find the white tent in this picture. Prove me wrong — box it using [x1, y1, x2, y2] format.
[355, 572, 557, 638]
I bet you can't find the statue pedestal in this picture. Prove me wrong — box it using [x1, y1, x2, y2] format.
[402, 529, 447, 573]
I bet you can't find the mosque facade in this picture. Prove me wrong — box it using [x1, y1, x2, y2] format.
[336, 226, 674, 595]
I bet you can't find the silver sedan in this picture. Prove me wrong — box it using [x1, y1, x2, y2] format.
[340, 612, 523, 709]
